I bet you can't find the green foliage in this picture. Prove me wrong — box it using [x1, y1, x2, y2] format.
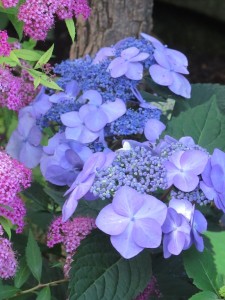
[69, 230, 152, 300]
[0, 216, 12, 239]
[0, 285, 20, 300]
[14, 257, 31, 289]
[34, 44, 54, 69]
[65, 18, 76, 42]
[189, 291, 220, 300]
[36, 287, 51, 300]
[7, 14, 24, 40]
[25, 230, 43, 283]
[165, 84, 225, 153]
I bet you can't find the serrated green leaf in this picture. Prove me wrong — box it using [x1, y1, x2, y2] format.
[0, 285, 20, 300]
[165, 93, 225, 153]
[69, 230, 152, 300]
[34, 44, 54, 69]
[13, 49, 42, 61]
[183, 237, 219, 296]
[25, 230, 42, 282]
[7, 14, 24, 40]
[14, 257, 31, 289]
[36, 287, 51, 300]
[189, 291, 220, 300]
[0, 216, 12, 239]
[65, 18, 76, 42]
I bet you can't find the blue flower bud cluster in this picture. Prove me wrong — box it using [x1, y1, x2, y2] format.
[170, 188, 212, 206]
[37, 100, 79, 129]
[54, 58, 137, 103]
[115, 37, 155, 69]
[109, 107, 161, 136]
[91, 146, 167, 200]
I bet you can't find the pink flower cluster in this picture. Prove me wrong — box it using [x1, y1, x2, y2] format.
[1, 0, 18, 7]
[18, 0, 91, 40]
[135, 276, 162, 300]
[0, 30, 11, 57]
[0, 66, 37, 111]
[0, 150, 32, 233]
[47, 216, 96, 277]
[0, 236, 17, 279]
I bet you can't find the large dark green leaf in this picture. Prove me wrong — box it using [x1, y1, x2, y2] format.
[36, 287, 51, 300]
[165, 85, 225, 152]
[0, 285, 20, 300]
[189, 291, 220, 300]
[14, 257, 31, 288]
[69, 230, 152, 300]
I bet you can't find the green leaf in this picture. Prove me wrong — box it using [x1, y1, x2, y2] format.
[189, 291, 220, 300]
[27, 69, 62, 90]
[34, 44, 54, 69]
[25, 230, 42, 282]
[34, 77, 41, 89]
[65, 18, 76, 42]
[0, 216, 12, 239]
[69, 230, 152, 300]
[9, 50, 21, 65]
[7, 14, 24, 40]
[0, 285, 20, 300]
[183, 237, 219, 295]
[14, 257, 31, 289]
[0, 12, 9, 28]
[36, 287, 51, 300]
[165, 93, 225, 153]
[13, 49, 42, 61]
[22, 39, 37, 50]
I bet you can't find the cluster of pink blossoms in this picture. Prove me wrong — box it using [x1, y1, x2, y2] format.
[47, 216, 96, 277]
[135, 276, 162, 299]
[0, 150, 32, 233]
[0, 65, 37, 111]
[1, 0, 18, 7]
[0, 30, 11, 57]
[0, 234, 17, 279]
[17, 0, 91, 40]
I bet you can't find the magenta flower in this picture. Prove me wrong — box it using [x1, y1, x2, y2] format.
[107, 47, 149, 80]
[96, 186, 167, 259]
[164, 150, 208, 192]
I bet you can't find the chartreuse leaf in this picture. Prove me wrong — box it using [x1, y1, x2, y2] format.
[0, 216, 12, 239]
[14, 257, 31, 289]
[65, 18, 76, 42]
[27, 69, 62, 90]
[165, 93, 225, 153]
[36, 287, 51, 300]
[25, 230, 42, 282]
[69, 230, 152, 300]
[189, 291, 220, 300]
[0, 285, 20, 299]
[13, 49, 42, 61]
[34, 44, 54, 69]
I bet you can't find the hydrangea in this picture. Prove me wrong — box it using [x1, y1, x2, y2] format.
[96, 186, 167, 258]
[0, 237, 17, 279]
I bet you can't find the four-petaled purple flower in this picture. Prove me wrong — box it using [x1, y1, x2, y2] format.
[107, 47, 149, 80]
[200, 148, 225, 212]
[164, 150, 208, 192]
[96, 186, 167, 259]
[49, 80, 80, 103]
[61, 90, 126, 144]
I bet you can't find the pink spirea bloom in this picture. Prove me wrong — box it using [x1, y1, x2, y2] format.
[1, 0, 18, 7]
[0, 237, 17, 279]
[0, 225, 3, 236]
[0, 66, 37, 111]
[0, 31, 11, 57]
[47, 216, 96, 277]
[18, 0, 91, 40]
[0, 150, 31, 232]
[135, 276, 161, 300]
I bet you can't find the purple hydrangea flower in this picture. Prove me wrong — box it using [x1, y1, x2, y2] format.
[107, 47, 149, 80]
[141, 33, 191, 98]
[40, 133, 92, 186]
[96, 186, 167, 259]
[200, 148, 225, 212]
[61, 90, 126, 143]
[6, 111, 43, 168]
[144, 119, 166, 143]
[92, 47, 116, 64]
[49, 80, 80, 103]
[62, 151, 116, 221]
[164, 150, 208, 192]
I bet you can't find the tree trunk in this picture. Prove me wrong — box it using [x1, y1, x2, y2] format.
[70, 0, 154, 59]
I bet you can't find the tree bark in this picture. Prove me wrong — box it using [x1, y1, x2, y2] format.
[70, 0, 154, 59]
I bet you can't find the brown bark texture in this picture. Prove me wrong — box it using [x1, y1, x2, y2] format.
[70, 0, 154, 59]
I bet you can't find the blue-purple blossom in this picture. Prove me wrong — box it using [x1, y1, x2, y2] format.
[92, 47, 116, 64]
[200, 148, 225, 212]
[6, 111, 43, 168]
[62, 151, 116, 221]
[164, 150, 208, 192]
[96, 186, 167, 259]
[141, 33, 191, 98]
[144, 119, 166, 143]
[49, 80, 80, 104]
[61, 90, 126, 143]
[40, 133, 92, 186]
[107, 47, 149, 80]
